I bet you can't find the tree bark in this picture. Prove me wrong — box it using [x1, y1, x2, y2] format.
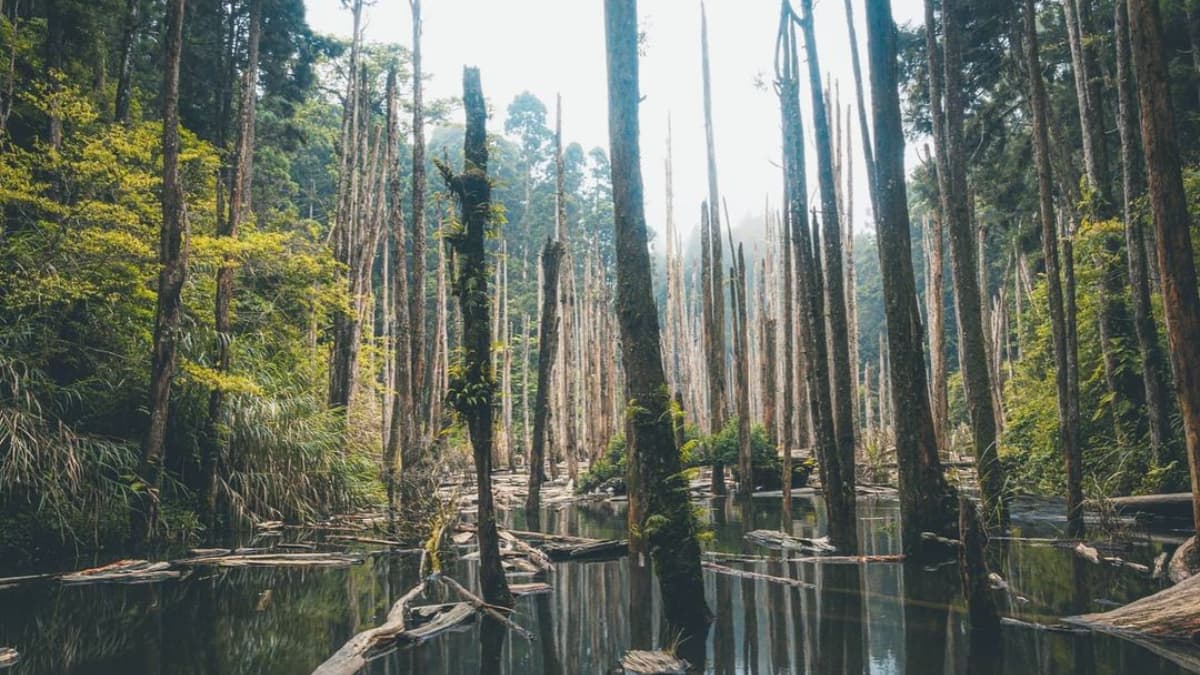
[409, 0, 428, 445]
[701, 2, 728, 438]
[113, 0, 139, 123]
[940, 0, 1008, 526]
[440, 67, 511, 608]
[1116, 0, 1173, 465]
[204, 0, 261, 527]
[604, 1, 711, 664]
[526, 240, 562, 519]
[1128, 0, 1200, 534]
[798, 0, 857, 548]
[132, 0, 188, 546]
[864, 0, 958, 553]
[1024, 0, 1084, 539]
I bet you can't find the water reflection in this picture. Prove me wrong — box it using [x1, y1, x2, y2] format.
[0, 494, 1192, 674]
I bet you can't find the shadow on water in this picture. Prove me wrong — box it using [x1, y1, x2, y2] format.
[0, 492, 1194, 674]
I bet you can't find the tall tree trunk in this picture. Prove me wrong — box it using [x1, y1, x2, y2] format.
[700, 2, 728, 440]
[843, 0, 878, 217]
[203, 0, 261, 527]
[1116, 0, 1172, 465]
[732, 243, 752, 496]
[1063, 0, 1146, 448]
[440, 67, 511, 607]
[1128, 0, 1200, 535]
[939, 0, 1008, 525]
[864, 0, 958, 552]
[924, 214, 948, 452]
[780, 188, 797, 509]
[384, 70, 413, 527]
[409, 0, 428, 445]
[604, 1, 711, 663]
[328, 0, 363, 413]
[526, 240, 562, 519]
[132, 0, 187, 547]
[796, 0, 856, 547]
[113, 0, 139, 123]
[1024, 0, 1084, 539]
[554, 95, 579, 481]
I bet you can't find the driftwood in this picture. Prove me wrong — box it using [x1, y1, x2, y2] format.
[703, 550, 903, 565]
[176, 552, 363, 568]
[1073, 542, 1151, 575]
[0, 648, 18, 669]
[439, 575, 533, 640]
[701, 561, 814, 588]
[311, 577, 442, 675]
[1066, 571, 1200, 671]
[499, 530, 554, 572]
[59, 559, 179, 584]
[620, 649, 688, 674]
[744, 530, 836, 553]
[0, 572, 55, 588]
[326, 535, 403, 547]
[541, 538, 627, 562]
[510, 582, 553, 596]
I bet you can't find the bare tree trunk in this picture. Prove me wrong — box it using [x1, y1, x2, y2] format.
[732, 243, 751, 496]
[799, 0, 857, 547]
[701, 2, 728, 443]
[1129, 0, 1200, 535]
[409, 0, 428, 444]
[1024, 0, 1084, 539]
[203, 0, 261, 526]
[526, 241, 562, 518]
[1116, 0, 1172, 465]
[939, 0, 1008, 525]
[864, 0, 958, 552]
[780, 190, 797, 509]
[924, 214, 948, 452]
[605, 1, 711, 663]
[132, 0, 188, 546]
[439, 67, 511, 607]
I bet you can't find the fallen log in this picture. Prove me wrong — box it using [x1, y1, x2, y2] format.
[499, 530, 553, 573]
[1066, 572, 1200, 671]
[0, 648, 18, 669]
[439, 575, 533, 641]
[744, 530, 836, 553]
[176, 552, 363, 568]
[311, 578, 439, 675]
[701, 561, 814, 589]
[326, 535, 403, 547]
[620, 649, 688, 674]
[0, 572, 55, 588]
[59, 560, 179, 584]
[510, 582, 553, 596]
[541, 538, 627, 562]
[1100, 493, 1195, 520]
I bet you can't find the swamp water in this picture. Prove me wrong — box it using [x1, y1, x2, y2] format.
[0, 492, 1194, 674]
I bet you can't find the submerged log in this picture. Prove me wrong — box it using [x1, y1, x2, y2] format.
[439, 575, 533, 640]
[510, 582, 553, 596]
[176, 552, 363, 568]
[541, 538, 627, 562]
[59, 560, 179, 584]
[1067, 572, 1200, 670]
[1102, 493, 1195, 520]
[745, 529, 836, 553]
[702, 561, 815, 588]
[0, 648, 18, 669]
[312, 598, 472, 675]
[1073, 542, 1152, 575]
[620, 650, 689, 675]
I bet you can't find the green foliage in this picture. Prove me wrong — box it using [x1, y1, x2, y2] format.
[577, 434, 628, 494]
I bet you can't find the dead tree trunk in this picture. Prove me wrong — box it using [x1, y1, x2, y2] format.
[132, 0, 188, 546]
[864, 0, 958, 552]
[409, 0, 428, 446]
[1024, 0, 1084, 539]
[438, 67, 511, 608]
[526, 240, 562, 518]
[113, 0, 139, 123]
[604, 1, 711, 664]
[1116, 0, 1173, 465]
[798, 0, 857, 544]
[732, 243, 751, 496]
[554, 96, 578, 481]
[924, 213, 948, 453]
[1129, 0, 1200, 535]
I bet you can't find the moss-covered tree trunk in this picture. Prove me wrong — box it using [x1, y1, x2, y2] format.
[863, 0, 958, 553]
[132, 0, 188, 547]
[604, 0, 711, 664]
[441, 67, 511, 607]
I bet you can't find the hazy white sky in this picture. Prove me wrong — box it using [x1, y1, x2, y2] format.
[303, 0, 926, 244]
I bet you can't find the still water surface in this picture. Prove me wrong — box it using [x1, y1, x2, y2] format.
[0, 492, 1192, 674]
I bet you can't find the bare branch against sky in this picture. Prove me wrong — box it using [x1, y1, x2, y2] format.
[304, 0, 925, 244]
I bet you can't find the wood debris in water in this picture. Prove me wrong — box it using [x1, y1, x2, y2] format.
[702, 561, 814, 588]
[620, 649, 689, 674]
[1073, 542, 1151, 575]
[0, 648, 19, 669]
[175, 552, 363, 568]
[59, 559, 180, 584]
[744, 529, 836, 553]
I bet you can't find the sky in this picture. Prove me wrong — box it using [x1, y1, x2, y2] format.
[303, 0, 927, 248]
